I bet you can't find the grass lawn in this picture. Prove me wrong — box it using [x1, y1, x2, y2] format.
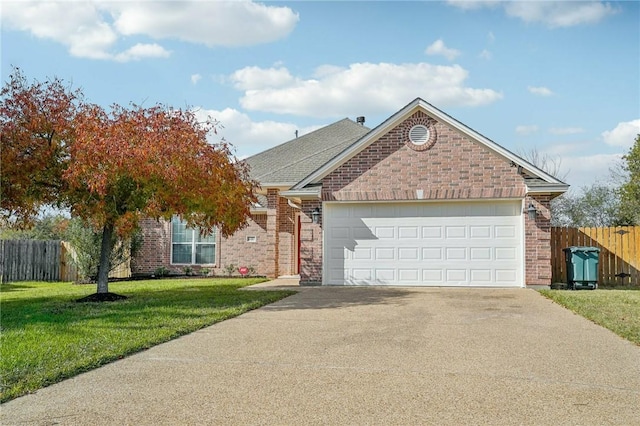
[0, 278, 295, 403]
[539, 289, 640, 346]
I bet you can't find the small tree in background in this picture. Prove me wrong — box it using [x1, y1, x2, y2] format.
[63, 218, 142, 282]
[517, 147, 569, 182]
[551, 183, 622, 227]
[617, 135, 640, 225]
[0, 214, 68, 240]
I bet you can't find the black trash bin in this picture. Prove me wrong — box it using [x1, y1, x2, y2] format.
[563, 246, 600, 290]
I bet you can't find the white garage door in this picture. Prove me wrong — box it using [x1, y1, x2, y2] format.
[323, 201, 524, 287]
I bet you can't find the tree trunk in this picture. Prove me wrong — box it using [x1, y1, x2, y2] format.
[96, 223, 114, 294]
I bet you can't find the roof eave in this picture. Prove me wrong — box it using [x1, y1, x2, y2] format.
[280, 187, 322, 202]
[526, 184, 570, 194]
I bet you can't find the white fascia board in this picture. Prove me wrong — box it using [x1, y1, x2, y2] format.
[526, 184, 570, 194]
[294, 97, 566, 189]
[280, 187, 321, 200]
[257, 182, 296, 189]
[250, 207, 268, 214]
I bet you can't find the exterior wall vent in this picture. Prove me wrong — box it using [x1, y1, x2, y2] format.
[409, 125, 430, 145]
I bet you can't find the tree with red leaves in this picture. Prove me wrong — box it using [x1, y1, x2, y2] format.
[1, 70, 257, 299]
[1, 68, 82, 226]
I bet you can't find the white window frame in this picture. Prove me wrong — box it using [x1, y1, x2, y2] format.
[170, 217, 216, 266]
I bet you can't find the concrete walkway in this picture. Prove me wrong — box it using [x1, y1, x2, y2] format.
[2, 284, 639, 425]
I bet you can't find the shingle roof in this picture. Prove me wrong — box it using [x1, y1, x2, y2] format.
[245, 118, 370, 185]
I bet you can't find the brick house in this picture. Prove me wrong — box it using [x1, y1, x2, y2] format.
[132, 98, 568, 287]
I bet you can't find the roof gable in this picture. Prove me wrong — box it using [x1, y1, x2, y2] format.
[293, 98, 569, 194]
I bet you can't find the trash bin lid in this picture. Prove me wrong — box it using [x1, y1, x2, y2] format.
[563, 246, 600, 253]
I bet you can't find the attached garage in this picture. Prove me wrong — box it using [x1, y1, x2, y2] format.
[323, 200, 524, 287]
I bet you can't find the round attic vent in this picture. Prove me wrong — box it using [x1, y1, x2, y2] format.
[409, 125, 430, 145]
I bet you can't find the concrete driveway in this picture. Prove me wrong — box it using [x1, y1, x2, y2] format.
[2, 284, 639, 425]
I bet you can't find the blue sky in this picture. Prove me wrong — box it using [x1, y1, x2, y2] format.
[2, 1, 639, 190]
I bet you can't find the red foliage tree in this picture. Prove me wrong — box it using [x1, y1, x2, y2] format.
[0, 68, 82, 226]
[1, 70, 257, 298]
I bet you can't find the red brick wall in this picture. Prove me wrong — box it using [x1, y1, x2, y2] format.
[131, 218, 171, 275]
[525, 195, 553, 286]
[322, 111, 526, 201]
[278, 197, 297, 276]
[299, 200, 322, 285]
[132, 215, 271, 277]
[219, 215, 269, 275]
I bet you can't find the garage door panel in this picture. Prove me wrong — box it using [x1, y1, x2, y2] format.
[352, 269, 373, 281]
[495, 226, 516, 238]
[446, 269, 467, 283]
[375, 247, 395, 260]
[330, 227, 351, 239]
[422, 269, 444, 282]
[398, 226, 420, 239]
[353, 247, 372, 260]
[471, 269, 492, 283]
[445, 226, 466, 238]
[375, 269, 395, 282]
[445, 247, 467, 260]
[422, 247, 442, 260]
[375, 226, 395, 239]
[330, 247, 347, 260]
[496, 270, 517, 282]
[470, 226, 491, 238]
[422, 226, 443, 239]
[399, 269, 420, 281]
[496, 247, 517, 260]
[324, 201, 523, 287]
[398, 247, 419, 260]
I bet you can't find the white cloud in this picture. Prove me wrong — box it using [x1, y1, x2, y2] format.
[446, 1, 502, 11]
[516, 125, 539, 136]
[602, 119, 640, 148]
[191, 74, 202, 85]
[549, 127, 584, 135]
[230, 67, 295, 90]
[528, 86, 554, 96]
[479, 49, 492, 60]
[505, 1, 618, 28]
[425, 39, 461, 61]
[114, 43, 171, 62]
[231, 62, 503, 118]
[192, 108, 320, 157]
[558, 153, 623, 188]
[0, 1, 298, 61]
[448, 1, 618, 27]
[111, 1, 299, 47]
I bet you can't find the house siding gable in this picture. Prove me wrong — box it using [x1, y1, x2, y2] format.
[322, 110, 527, 201]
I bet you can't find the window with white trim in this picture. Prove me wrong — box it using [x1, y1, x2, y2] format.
[171, 217, 216, 265]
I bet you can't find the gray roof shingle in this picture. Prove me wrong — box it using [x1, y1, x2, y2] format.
[245, 118, 370, 185]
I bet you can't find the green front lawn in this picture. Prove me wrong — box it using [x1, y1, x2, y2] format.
[0, 278, 295, 402]
[539, 289, 640, 345]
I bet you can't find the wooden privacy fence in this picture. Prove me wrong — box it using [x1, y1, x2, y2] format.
[551, 227, 639, 287]
[1, 240, 131, 283]
[0, 240, 61, 282]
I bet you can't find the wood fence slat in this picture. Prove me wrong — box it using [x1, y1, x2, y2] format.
[550, 226, 638, 287]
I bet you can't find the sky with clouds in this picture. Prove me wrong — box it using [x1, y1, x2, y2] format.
[2, 0, 639, 191]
